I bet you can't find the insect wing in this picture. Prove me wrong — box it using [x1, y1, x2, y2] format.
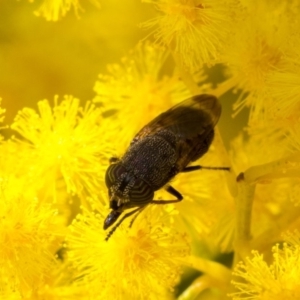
[131, 94, 221, 169]
[132, 94, 221, 142]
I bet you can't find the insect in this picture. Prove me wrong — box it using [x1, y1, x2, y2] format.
[104, 94, 229, 241]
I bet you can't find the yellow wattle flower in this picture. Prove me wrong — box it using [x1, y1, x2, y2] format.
[221, 1, 298, 125]
[11, 96, 112, 202]
[0, 183, 63, 298]
[232, 238, 300, 300]
[66, 204, 190, 300]
[142, 0, 235, 70]
[265, 41, 300, 126]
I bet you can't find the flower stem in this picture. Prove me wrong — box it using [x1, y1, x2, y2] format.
[243, 152, 300, 183]
[182, 255, 231, 284]
[177, 274, 225, 300]
[233, 152, 300, 263]
[233, 173, 256, 265]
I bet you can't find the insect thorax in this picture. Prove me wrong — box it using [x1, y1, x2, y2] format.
[122, 129, 178, 190]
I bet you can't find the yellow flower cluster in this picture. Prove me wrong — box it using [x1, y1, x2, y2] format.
[1, 0, 300, 299]
[67, 205, 189, 300]
[232, 233, 300, 300]
[142, 0, 236, 70]
[11, 96, 112, 200]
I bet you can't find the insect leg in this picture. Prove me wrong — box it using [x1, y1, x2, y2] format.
[129, 206, 147, 228]
[109, 157, 120, 164]
[105, 207, 144, 241]
[182, 165, 230, 172]
[151, 185, 183, 205]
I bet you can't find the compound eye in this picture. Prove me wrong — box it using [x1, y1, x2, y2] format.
[105, 163, 125, 189]
[129, 178, 154, 206]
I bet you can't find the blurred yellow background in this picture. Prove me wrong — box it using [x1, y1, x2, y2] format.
[0, 0, 154, 120]
[0, 0, 247, 144]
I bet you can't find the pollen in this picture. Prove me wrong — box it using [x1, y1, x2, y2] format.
[0, 181, 63, 297]
[265, 43, 300, 126]
[11, 96, 112, 201]
[66, 204, 190, 299]
[142, 0, 235, 70]
[222, 1, 296, 122]
[231, 240, 300, 300]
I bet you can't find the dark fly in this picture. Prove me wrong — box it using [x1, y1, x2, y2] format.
[104, 94, 229, 240]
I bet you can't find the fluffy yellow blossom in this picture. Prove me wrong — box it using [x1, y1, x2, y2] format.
[266, 68, 300, 122]
[222, 1, 300, 126]
[262, 41, 300, 132]
[0, 182, 63, 298]
[66, 203, 190, 300]
[11, 96, 112, 202]
[231, 237, 300, 299]
[246, 56, 300, 137]
[0, 141, 44, 209]
[28, 261, 89, 300]
[142, 0, 235, 71]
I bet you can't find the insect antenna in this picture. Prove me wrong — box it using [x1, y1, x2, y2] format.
[128, 206, 146, 228]
[105, 207, 143, 241]
[182, 165, 230, 172]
